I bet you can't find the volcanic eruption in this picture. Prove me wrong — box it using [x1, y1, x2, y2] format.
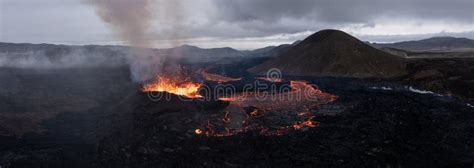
[142, 76, 202, 98]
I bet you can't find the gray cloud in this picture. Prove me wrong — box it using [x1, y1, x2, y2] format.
[219, 0, 474, 22]
[209, 0, 474, 37]
[1, 0, 473, 49]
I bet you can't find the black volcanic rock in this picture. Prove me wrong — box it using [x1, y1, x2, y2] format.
[249, 29, 407, 78]
[403, 58, 474, 101]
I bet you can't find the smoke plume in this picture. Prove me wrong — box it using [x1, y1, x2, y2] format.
[85, 0, 163, 82]
[87, 0, 153, 48]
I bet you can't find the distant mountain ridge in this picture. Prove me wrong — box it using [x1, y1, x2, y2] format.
[243, 44, 293, 58]
[167, 45, 247, 63]
[0, 42, 293, 68]
[0, 42, 130, 68]
[249, 29, 407, 78]
[373, 37, 474, 51]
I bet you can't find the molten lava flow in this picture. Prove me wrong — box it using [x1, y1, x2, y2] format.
[195, 80, 338, 137]
[292, 117, 319, 130]
[194, 129, 203, 135]
[290, 80, 321, 93]
[142, 76, 202, 98]
[255, 77, 283, 83]
[197, 69, 242, 83]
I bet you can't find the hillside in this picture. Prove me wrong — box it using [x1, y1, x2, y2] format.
[249, 29, 407, 78]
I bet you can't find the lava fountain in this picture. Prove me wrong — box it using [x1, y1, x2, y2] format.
[142, 75, 202, 98]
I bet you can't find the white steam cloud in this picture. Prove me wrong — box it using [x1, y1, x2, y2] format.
[85, 0, 163, 82]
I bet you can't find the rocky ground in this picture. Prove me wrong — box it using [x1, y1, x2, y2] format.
[92, 77, 473, 168]
[403, 58, 474, 101]
[0, 62, 473, 167]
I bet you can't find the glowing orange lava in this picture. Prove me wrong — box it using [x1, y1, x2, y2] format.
[292, 118, 319, 129]
[142, 76, 202, 98]
[255, 77, 283, 83]
[290, 80, 322, 93]
[194, 129, 203, 135]
[197, 80, 338, 137]
[197, 69, 242, 83]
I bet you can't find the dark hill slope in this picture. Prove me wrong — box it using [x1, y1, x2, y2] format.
[249, 29, 407, 78]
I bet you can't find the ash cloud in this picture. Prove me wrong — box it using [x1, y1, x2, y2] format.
[84, 0, 164, 82]
[85, 0, 153, 48]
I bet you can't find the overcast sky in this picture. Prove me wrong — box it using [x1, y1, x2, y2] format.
[1, 0, 473, 49]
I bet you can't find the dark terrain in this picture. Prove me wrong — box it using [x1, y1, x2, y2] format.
[0, 64, 472, 167]
[403, 58, 474, 101]
[0, 31, 473, 167]
[95, 75, 474, 168]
